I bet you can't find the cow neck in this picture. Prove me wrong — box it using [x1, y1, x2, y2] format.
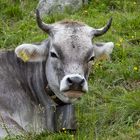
[14, 49, 65, 106]
[45, 85, 66, 106]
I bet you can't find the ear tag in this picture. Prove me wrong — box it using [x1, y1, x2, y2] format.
[19, 51, 30, 62]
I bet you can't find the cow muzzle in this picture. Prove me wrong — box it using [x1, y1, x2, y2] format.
[60, 74, 88, 98]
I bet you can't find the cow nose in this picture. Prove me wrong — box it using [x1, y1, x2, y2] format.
[67, 76, 85, 88]
[60, 74, 88, 92]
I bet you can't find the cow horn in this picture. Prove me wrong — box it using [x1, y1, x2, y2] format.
[93, 17, 112, 37]
[36, 9, 52, 33]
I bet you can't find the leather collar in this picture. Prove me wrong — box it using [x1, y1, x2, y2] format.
[46, 86, 66, 105]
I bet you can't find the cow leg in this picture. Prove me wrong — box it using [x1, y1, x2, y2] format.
[0, 114, 26, 138]
[0, 127, 7, 138]
[55, 104, 77, 132]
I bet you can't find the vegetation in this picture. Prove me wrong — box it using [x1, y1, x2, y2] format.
[0, 0, 140, 139]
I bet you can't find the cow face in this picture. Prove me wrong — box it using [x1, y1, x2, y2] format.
[15, 10, 114, 103]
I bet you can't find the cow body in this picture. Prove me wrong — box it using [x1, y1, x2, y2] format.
[0, 45, 76, 137]
[0, 49, 49, 135]
[0, 10, 114, 138]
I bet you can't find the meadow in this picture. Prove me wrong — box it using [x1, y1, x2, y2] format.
[0, 0, 140, 139]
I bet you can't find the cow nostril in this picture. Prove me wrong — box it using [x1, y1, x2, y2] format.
[67, 77, 73, 85]
[80, 79, 85, 85]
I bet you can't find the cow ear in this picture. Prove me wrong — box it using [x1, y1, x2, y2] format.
[93, 42, 114, 60]
[15, 42, 48, 62]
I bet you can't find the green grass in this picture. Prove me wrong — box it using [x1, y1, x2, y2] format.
[0, 0, 140, 139]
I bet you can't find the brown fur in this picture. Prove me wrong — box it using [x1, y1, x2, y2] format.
[64, 91, 83, 98]
[59, 20, 85, 27]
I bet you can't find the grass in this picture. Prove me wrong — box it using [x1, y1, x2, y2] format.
[0, 0, 140, 139]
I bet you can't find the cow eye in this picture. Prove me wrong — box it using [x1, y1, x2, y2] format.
[88, 56, 95, 62]
[50, 52, 58, 58]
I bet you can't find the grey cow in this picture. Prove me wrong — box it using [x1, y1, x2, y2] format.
[0, 10, 114, 138]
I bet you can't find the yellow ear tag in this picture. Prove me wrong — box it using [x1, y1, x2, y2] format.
[19, 51, 30, 62]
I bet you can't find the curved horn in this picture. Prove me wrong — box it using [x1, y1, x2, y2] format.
[36, 9, 52, 33]
[93, 17, 112, 37]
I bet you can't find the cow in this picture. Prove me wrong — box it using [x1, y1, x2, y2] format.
[0, 9, 114, 138]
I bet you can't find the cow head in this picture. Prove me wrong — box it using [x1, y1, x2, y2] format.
[15, 10, 114, 103]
